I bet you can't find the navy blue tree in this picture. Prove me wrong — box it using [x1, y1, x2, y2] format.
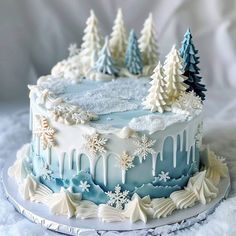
[125, 30, 143, 75]
[180, 29, 207, 101]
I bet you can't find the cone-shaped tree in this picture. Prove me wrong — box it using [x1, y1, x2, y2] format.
[142, 62, 169, 113]
[163, 45, 188, 104]
[94, 36, 118, 76]
[79, 10, 103, 76]
[180, 29, 207, 100]
[125, 30, 143, 75]
[109, 8, 127, 66]
[138, 13, 159, 66]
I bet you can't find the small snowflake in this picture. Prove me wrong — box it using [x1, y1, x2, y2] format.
[158, 171, 170, 182]
[195, 122, 203, 148]
[79, 180, 90, 192]
[41, 164, 53, 180]
[68, 43, 80, 57]
[84, 133, 108, 156]
[34, 116, 56, 149]
[172, 91, 202, 116]
[105, 184, 130, 209]
[133, 134, 156, 160]
[217, 156, 226, 163]
[117, 152, 135, 171]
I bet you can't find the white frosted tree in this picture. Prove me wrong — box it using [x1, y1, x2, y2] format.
[163, 45, 188, 104]
[142, 61, 169, 113]
[79, 10, 103, 76]
[109, 8, 127, 66]
[138, 13, 159, 66]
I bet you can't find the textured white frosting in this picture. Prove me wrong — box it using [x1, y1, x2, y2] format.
[170, 189, 197, 209]
[98, 204, 126, 222]
[47, 187, 82, 218]
[204, 148, 228, 185]
[8, 143, 30, 184]
[151, 198, 176, 218]
[187, 171, 218, 204]
[124, 194, 153, 223]
[76, 200, 98, 219]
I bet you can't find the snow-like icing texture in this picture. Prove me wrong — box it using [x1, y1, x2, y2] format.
[61, 78, 148, 115]
[128, 113, 189, 134]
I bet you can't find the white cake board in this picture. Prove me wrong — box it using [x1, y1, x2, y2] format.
[1, 155, 230, 235]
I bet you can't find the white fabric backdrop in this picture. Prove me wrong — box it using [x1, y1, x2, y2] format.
[0, 0, 236, 102]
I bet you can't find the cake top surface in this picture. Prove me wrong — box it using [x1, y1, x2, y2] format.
[31, 75, 202, 134]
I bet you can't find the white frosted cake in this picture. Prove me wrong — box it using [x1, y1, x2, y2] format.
[8, 9, 228, 223]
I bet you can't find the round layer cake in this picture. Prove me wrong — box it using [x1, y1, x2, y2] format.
[28, 75, 202, 204]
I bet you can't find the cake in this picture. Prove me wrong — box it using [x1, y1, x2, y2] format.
[8, 9, 228, 224]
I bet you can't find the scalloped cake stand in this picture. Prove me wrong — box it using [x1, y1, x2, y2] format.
[1, 155, 230, 236]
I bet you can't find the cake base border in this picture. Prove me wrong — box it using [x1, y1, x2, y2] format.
[1, 154, 230, 235]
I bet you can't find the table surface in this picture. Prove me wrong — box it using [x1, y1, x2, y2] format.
[1, 88, 236, 236]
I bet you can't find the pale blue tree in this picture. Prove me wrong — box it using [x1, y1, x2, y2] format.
[94, 36, 118, 76]
[125, 30, 143, 75]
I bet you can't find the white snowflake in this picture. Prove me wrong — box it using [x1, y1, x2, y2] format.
[50, 103, 98, 125]
[195, 122, 203, 148]
[105, 184, 130, 209]
[34, 116, 56, 149]
[172, 91, 203, 117]
[158, 171, 170, 182]
[117, 152, 135, 171]
[133, 134, 156, 161]
[41, 164, 53, 180]
[68, 43, 80, 57]
[84, 133, 108, 156]
[217, 156, 226, 163]
[79, 181, 90, 192]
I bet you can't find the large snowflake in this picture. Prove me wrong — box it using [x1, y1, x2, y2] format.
[172, 91, 202, 117]
[34, 116, 56, 149]
[133, 134, 156, 161]
[105, 184, 130, 209]
[117, 152, 135, 171]
[84, 133, 108, 156]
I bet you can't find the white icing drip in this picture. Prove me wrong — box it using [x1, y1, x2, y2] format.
[87, 155, 99, 178]
[76, 153, 81, 174]
[37, 136, 40, 156]
[192, 144, 196, 162]
[152, 153, 157, 176]
[47, 147, 51, 165]
[69, 149, 74, 170]
[172, 135, 177, 168]
[59, 153, 65, 178]
[102, 154, 108, 186]
[121, 169, 126, 184]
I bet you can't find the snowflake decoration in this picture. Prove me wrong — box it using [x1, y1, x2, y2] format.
[79, 180, 90, 192]
[117, 152, 135, 171]
[41, 164, 53, 180]
[172, 91, 203, 117]
[158, 171, 170, 182]
[105, 184, 130, 209]
[133, 134, 156, 161]
[195, 122, 203, 148]
[34, 116, 56, 149]
[50, 103, 98, 125]
[217, 156, 226, 163]
[68, 43, 80, 57]
[84, 133, 108, 156]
